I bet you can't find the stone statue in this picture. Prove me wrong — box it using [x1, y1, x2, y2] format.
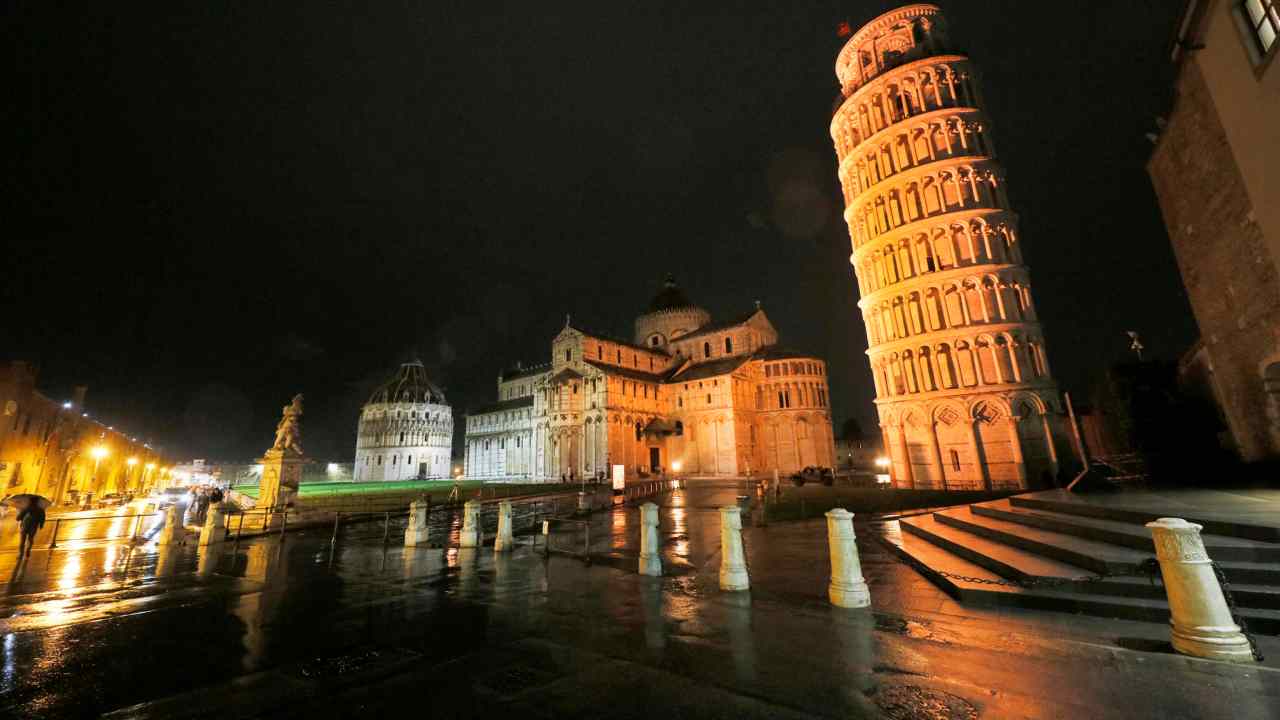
[271, 394, 304, 454]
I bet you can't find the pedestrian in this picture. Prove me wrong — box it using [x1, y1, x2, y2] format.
[210, 486, 224, 504]
[196, 490, 211, 525]
[16, 503, 46, 557]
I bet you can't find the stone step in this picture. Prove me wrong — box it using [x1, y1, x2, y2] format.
[884, 520, 1280, 635]
[1009, 495, 1280, 543]
[899, 514, 1095, 582]
[933, 507, 1154, 576]
[971, 499, 1280, 563]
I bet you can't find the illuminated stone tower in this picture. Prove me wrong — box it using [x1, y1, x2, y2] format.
[829, 4, 1067, 490]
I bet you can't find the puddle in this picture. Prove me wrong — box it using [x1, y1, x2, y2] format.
[872, 684, 978, 720]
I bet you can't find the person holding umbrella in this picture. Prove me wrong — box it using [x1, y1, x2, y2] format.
[6, 494, 51, 557]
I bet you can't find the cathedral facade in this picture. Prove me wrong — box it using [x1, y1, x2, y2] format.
[829, 4, 1069, 490]
[464, 278, 836, 481]
[354, 360, 454, 481]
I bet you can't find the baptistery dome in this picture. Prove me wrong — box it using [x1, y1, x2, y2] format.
[354, 360, 453, 481]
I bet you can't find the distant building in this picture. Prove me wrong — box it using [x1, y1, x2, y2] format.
[1148, 0, 1280, 461]
[0, 361, 163, 503]
[828, 4, 1069, 491]
[354, 361, 453, 481]
[464, 276, 837, 481]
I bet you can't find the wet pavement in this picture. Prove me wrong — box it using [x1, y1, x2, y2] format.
[1, 480, 1277, 718]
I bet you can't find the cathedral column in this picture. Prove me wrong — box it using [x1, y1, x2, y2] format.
[927, 421, 946, 490]
[894, 423, 914, 489]
[967, 420, 991, 491]
[1006, 416, 1026, 488]
[1040, 411, 1060, 479]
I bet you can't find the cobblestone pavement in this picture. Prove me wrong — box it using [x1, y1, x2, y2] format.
[0, 480, 1276, 718]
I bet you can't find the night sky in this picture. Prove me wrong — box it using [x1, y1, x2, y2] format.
[8, 1, 1196, 462]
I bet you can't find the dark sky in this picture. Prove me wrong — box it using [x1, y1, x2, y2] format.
[8, 1, 1196, 462]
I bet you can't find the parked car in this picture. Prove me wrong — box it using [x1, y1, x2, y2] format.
[95, 493, 126, 508]
[150, 487, 189, 509]
[790, 466, 835, 487]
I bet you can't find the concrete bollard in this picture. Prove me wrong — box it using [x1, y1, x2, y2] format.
[1146, 518, 1254, 662]
[719, 506, 750, 591]
[459, 500, 481, 548]
[577, 491, 591, 513]
[156, 504, 184, 546]
[198, 504, 227, 547]
[404, 499, 430, 547]
[825, 508, 871, 608]
[494, 500, 514, 552]
[639, 502, 662, 576]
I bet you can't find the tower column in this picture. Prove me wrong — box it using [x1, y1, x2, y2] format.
[927, 421, 946, 491]
[1006, 416, 1026, 488]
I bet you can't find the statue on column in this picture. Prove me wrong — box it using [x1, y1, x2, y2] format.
[271, 394, 305, 455]
[259, 393, 307, 510]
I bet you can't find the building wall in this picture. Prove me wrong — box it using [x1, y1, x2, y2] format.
[353, 401, 453, 481]
[1148, 1, 1280, 460]
[829, 5, 1069, 490]
[0, 362, 163, 502]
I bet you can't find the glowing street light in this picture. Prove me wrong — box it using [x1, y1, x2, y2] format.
[874, 456, 891, 469]
[671, 460, 682, 473]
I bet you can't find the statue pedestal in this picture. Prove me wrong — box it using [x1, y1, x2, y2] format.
[258, 449, 305, 509]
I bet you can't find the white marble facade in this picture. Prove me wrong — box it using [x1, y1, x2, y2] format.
[354, 360, 453, 481]
[464, 277, 837, 481]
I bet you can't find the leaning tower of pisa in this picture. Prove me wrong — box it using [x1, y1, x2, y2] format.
[829, 4, 1067, 490]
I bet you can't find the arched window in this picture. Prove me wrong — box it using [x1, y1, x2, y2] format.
[598, 345, 603, 359]
[675, 421, 683, 436]
[399, 432, 405, 444]
[724, 337, 733, 353]
[703, 342, 711, 358]
[634, 422, 643, 441]
[377, 456, 382, 465]
[565, 349, 571, 362]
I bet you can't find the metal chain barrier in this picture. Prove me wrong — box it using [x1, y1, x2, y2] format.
[1209, 560, 1264, 661]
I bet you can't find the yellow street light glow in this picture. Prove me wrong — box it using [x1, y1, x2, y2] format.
[91, 445, 110, 460]
[127, 457, 138, 466]
[145, 462, 156, 470]
[874, 456, 891, 468]
[671, 460, 682, 472]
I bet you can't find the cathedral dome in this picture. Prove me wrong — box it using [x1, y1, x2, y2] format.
[635, 275, 712, 348]
[367, 360, 447, 405]
[647, 274, 697, 312]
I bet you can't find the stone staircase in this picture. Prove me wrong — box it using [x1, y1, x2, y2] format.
[882, 494, 1280, 635]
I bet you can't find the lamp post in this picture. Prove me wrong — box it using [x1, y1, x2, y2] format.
[126, 457, 138, 494]
[90, 445, 109, 499]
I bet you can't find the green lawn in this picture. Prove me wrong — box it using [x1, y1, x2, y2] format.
[233, 479, 480, 499]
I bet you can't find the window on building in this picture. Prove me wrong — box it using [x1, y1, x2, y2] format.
[950, 449, 961, 471]
[1237, 0, 1279, 61]
[617, 349, 622, 363]
[565, 349, 571, 362]
[706, 394, 712, 404]
[675, 421, 683, 436]
[399, 432, 405, 443]
[703, 342, 711, 358]
[651, 337, 659, 346]
[649, 357, 654, 370]
[377, 456, 382, 465]
[643, 385, 648, 398]
[573, 384, 578, 394]
[778, 391, 785, 408]
[516, 437, 521, 448]
[633, 353, 638, 367]
[725, 337, 733, 353]
[408, 455, 413, 465]
[678, 397, 683, 408]
[598, 345, 603, 359]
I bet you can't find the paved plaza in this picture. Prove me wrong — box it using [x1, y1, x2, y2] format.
[0, 481, 1277, 718]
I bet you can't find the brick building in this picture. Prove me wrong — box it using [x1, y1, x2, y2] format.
[0, 361, 163, 504]
[1148, 0, 1280, 460]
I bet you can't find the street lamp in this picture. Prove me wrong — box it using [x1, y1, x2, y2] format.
[126, 457, 138, 494]
[89, 445, 109, 503]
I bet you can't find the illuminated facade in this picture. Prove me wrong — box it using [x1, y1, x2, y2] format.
[354, 360, 453, 481]
[830, 4, 1068, 490]
[465, 277, 836, 481]
[0, 361, 164, 502]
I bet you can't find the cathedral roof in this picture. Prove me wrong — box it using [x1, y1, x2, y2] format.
[467, 395, 533, 416]
[669, 307, 763, 342]
[367, 360, 447, 406]
[667, 355, 751, 383]
[646, 274, 699, 313]
[752, 345, 820, 361]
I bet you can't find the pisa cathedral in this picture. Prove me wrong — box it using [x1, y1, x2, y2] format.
[463, 277, 837, 481]
[830, 4, 1070, 490]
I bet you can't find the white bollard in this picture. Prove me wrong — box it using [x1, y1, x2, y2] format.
[404, 500, 430, 547]
[198, 504, 227, 547]
[719, 506, 750, 591]
[156, 504, 184, 546]
[459, 500, 481, 548]
[825, 508, 871, 608]
[494, 500, 514, 552]
[1146, 518, 1254, 662]
[639, 502, 662, 576]
[577, 491, 591, 513]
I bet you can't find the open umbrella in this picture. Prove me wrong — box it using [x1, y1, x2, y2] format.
[1, 494, 52, 510]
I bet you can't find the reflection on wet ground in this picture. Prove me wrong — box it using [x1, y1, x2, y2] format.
[0, 481, 1276, 719]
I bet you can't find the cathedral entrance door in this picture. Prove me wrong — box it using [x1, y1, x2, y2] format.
[649, 447, 661, 473]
